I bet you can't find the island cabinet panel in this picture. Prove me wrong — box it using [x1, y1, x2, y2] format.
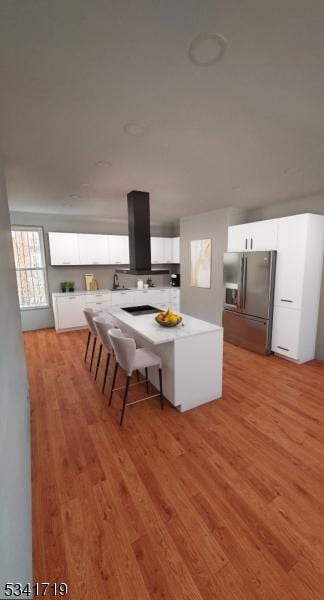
[78, 234, 110, 265]
[48, 232, 80, 266]
[106, 306, 223, 412]
[55, 295, 86, 330]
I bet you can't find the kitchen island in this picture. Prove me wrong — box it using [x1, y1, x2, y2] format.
[106, 306, 223, 412]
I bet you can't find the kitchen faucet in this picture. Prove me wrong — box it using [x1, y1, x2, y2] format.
[112, 273, 120, 290]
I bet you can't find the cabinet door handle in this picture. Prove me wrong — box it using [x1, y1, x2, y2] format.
[63, 261, 71, 265]
[245, 238, 248, 250]
[277, 346, 289, 351]
[250, 238, 253, 250]
[280, 298, 293, 303]
[68, 297, 77, 300]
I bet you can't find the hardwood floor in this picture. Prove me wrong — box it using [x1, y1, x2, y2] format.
[25, 328, 324, 599]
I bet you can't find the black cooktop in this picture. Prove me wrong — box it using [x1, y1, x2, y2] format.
[122, 305, 160, 316]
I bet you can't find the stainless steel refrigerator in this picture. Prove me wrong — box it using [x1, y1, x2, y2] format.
[223, 251, 276, 355]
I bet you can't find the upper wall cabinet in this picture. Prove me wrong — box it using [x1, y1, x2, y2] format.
[173, 237, 180, 263]
[78, 234, 110, 265]
[228, 220, 278, 252]
[109, 235, 129, 264]
[151, 237, 165, 264]
[48, 232, 80, 266]
[151, 237, 178, 263]
[49, 232, 180, 266]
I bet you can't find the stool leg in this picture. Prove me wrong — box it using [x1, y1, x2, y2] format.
[102, 352, 111, 394]
[109, 362, 119, 406]
[90, 337, 97, 372]
[145, 367, 149, 393]
[136, 370, 140, 382]
[84, 331, 91, 362]
[95, 343, 103, 380]
[120, 375, 131, 426]
[159, 368, 164, 410]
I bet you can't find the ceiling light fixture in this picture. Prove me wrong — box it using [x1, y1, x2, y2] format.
[69, 194, 79, 200]
[123, 123, 147, 136]
[94, 160, 112, 167]
[188, 33, 227, 66]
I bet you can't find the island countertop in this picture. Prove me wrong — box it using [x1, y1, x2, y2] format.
[106, 306, 222, 345]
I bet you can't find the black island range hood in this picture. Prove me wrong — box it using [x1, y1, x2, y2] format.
[116, 190, 169, 276]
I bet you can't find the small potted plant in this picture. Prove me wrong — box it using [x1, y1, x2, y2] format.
[67, 281, 75, 292]
[60, 281, 67, 293]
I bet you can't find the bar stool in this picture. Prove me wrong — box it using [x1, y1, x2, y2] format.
[93, 315, 118, 392]
[83, 308, 101, 372]
[108, 328, 164, 426]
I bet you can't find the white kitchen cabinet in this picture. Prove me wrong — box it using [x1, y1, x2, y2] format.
[173, 237, 180, 263]
[133, 288, 171, 310]
[109, 235, 129, 264]
[170, 289, 180, 312]
[227, 224, 251, 252]
[227, 220, 278, 252]
[49, 232, 80, 266]
[78, 234, 110, 265]
[274, 215, 308, 310]
[163, 238, 173, 263]
[54, 294, 86, 330]
[271, 213, 324, 362]
[151, 237, 174, 263]
[271, 306, 300, 360]
[111, 290, 134, 306]
[151, 237, 165, 263]
[85, 292, 112, 311]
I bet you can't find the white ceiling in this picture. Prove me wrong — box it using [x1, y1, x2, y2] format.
[1, 0, 324, 225]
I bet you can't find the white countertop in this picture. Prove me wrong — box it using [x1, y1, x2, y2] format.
[107, 307, 221, 345]
[52, 286, 179, 297]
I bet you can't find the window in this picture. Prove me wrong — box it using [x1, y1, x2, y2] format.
[11, 226, 49, 309]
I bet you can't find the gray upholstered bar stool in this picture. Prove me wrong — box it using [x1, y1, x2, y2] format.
[108, 328, 164, 426]
[83, 308, 101, 372]
[93, 315, 118, 392]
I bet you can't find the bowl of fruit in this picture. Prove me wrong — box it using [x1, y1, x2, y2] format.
[155, 309, 182, 327]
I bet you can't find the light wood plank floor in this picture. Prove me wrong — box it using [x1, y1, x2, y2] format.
[24, 328, 324, 599]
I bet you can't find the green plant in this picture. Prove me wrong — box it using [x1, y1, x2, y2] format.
[67, 281, 75, 291]
[60, 281, 67, 292]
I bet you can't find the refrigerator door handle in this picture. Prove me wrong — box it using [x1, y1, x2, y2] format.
[239, 256, 245, 309]
[242, 257, 247, 309]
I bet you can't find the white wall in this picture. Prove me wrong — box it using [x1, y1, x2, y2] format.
[0, 160, 32, 596]
[180, 207, 247, 325]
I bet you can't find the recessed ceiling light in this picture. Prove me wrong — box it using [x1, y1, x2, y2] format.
[283, 167, 302, 175]
[188, 33, 227, 66]
[81, 182, 90, 188]
[94, 160, 112, 167]
[69, 194, 79, 200]
[123, 123, 148, 136]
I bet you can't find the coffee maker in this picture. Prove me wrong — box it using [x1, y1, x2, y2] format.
[170, 273, 180, 287]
